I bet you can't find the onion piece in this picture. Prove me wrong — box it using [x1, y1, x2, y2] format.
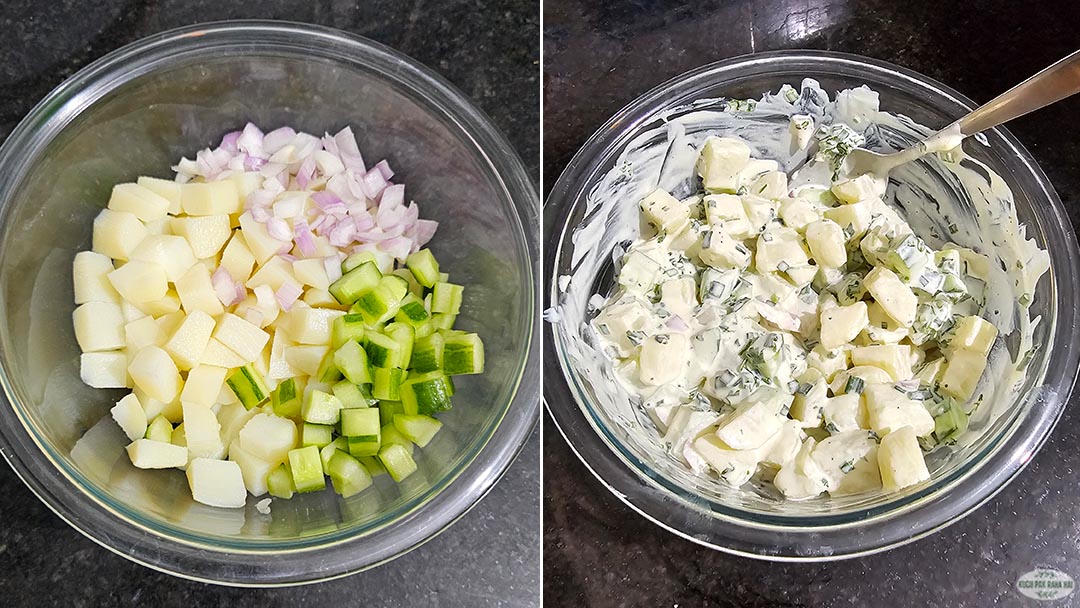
[250, 205, 271, 223]
[220, 131, 242, 154]
[212, 268, 245, 306]
[333, 126, 366, 174]
[275, 282, 303, 311]
[373, 160, 394, 180]
[265, 217, 292, 241]
[323, 255, 344, 283]
[379, 236, 413, 261]
[380, 183, 405, 209]
[263, 127, 297, 155]
[294, 220, 316, 256]
[361, 169, 387, 199]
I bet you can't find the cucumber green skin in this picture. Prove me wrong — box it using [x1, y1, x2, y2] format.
[377, 443, 418, 482]
[365, 332, 403, 368]
[347, 435, 381, 457]
[303, 390, 343, 425]
[352, 284, 401, 325]
[227, 365, 271, 410]
[406, 249, 440, 288]
[372, 367, 403, 401]
[316, 352, 344, 384]
[401, 372, 453, 415]
[334, 340, 372, 384]
[145, 416, 173, 443]
[443, 333, 485, 375]
[431, 282, 463, 315]
[329, 262, 382, 305]
[272, 378, 303, 418]
[331, 314, 366, 348]
[340, 407, 381, 438]
[301, 423, 335, 448]
[327, 451, 373, 497]
[395, 299, 429, 327]
[393, 414, 442, 448]
[288, 446, 327, 493]
[378, 401, 405, 426]
[385, 323, 415, 371]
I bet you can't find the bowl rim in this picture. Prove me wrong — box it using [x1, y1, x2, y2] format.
[543, 49, 1080, 560]
[0, 19, 539, 586]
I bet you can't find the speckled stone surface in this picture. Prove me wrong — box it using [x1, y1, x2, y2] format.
[0, 2, 539, 606]
[544, 1, 1080, 606]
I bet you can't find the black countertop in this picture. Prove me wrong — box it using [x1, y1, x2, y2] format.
[0, 2, 539, 606]
[544, 1, 1080, 606]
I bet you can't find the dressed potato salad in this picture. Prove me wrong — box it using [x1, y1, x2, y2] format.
[593, 121, 1008, 499]
[72, 125, 484, 508]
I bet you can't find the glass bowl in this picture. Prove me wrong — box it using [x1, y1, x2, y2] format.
[544, 50, 1080, 560]
[0, 21, 539, 585]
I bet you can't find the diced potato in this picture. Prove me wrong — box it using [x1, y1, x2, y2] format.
[877, 426, 930, 492]
[213, 313, 270, 363]
[220, 232, 257, 283]
[238, 211, 285, 265]
[134, 290, 182, 317]
[914, 357, 946, 384]
[822, 394, 863, 432]
[638, 333, 690, 386]
[164, 310, 216, 370]
[282, 306, 344, 345]
[830, 365, 893, 395]
[741, 196, 779, 235]
[202, 337, 249, 368]
[129, 345, 182, 403]
[229, 442, 276, 496]
[127, 439, 187, 469]
[143, 217, 171, 235]
[73, 301, 125, 352]
[947, 316, 998, 357]
[180, 365, 228, 409]
[757, 420, 803, 467]
[864, 384, 934, 437]
[155, 311, 186, 336]
[93, 209, 148, 261]
[186, 457, 246, 508]
[714, 399, 786, 450]
[851, 344, 914, 381]
[268, 328, 300, 380]
[639, 188, 690, 233]
[73, 251, 120, 304]
[302, 289, 340, 309]
[704, 194, 753, 239]
[134, 386, 183, 423]
[111, 393, 147, 441]
[939, 349, 989, 401]
[124, 315, 166, 351]
[659, 277, 696, 319]
[864, 267, 917, 327]
[691, 435, 759, 487]
[755, 225, 809, 272]
[773, 438, 829, 499]
[778, 197, 821, 232]
[805, 344, 850, 382]
[228, 172, 263, 200]
[238, 413, 298, 463]
[172, 215, 231, 259]
[129, 235, 197, 283]
[108, 183, 170, 221]
[121, 300, 146, 322]
[217, 402, 258, 449]
[81, 352, 130, 388]
[863, 301, 908, 344]
[696, 136, 751, 193]
[284, 344, 330, 376]
[819, 301, 869, 351]
[137, 176, 183, 215]
[740, 158, 779, 183]
[804, 219, 847, 268]
[831, 174, 884, 204]
[175, 264, 225, 317]
[108, 260, 168, 303]
[293, 258, 331, 291]
[831, 442, 882, 496]
[789, 378, 828, 427]
[182, 403, 225, 460]
[810, 430, 878, 490]
[617, 249, 662, 294]
[700, 227, 752, 270]
[748, 171, 788, 200]
[823, 202, 871, 240]
[247, 256, 296, 292]
[181, 181, 241, 216]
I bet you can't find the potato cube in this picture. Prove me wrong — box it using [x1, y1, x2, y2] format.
[238, 413, 298, 463]
[863, 302, 909, 344]
[778, 197, 821, 232]
[220, 232, 257, 283]
[124, 315, 166, 351]
[715, 399, 786, 450]
[292, 258, 331, 291]
[851, 344, 914, 381]
[80, 352, 129, 388]
[639, 188, 689, 233]
[773, 438, 829, 499]
[246, 256, 296, 292]
[748, 171, 788, 200]
[181, 181, 241, 216]
[228, 172, 263, 199]
[810, 430, 878, 490]
[107, 261, 168, 303]
[864, 384, 934, 437]
[831, 174, 884, 204]
[135, 385, 182, 423]
[877, 426, 930, 492]
[201, 338, 248, 369]
[821, 394, 863, 433]
[789, 378, 828, 427]
[864, 267, 917, 327]
[73, 301, 125, 352]
[939, 349, 989, 402]
[659, 277, 696, 319]
[130, 234, 197, 283]
[741, 196, 779, 235]
[129, 345, 182, 403]
[92, 209, 148, 260]
[73, 251, 120, 304]
[284, 344, 330, 376]
[213, 313, 270, 362]
[107, 183, 170, 221]
[691, 435, 759, 487]
[282, 307, 344, 345]
[164, 310, 216, 370]
[186, 457, 246, 508]
[804, 219, 847, 268]
[830, 365, 893, 395]
[126, 439, 187, 469]
[824, 201, 871, 240]
[137, 176, 183, 215]
[805, 344, 850, 382]
[180, 365, 228, 408]
[700, 227, 752, 270]
[947, 316, 998, 357]
[696, 136, 751, 193]
[134, 290, 182, 317]
[638, 333, 690, 386]
[819, 302, 869, 350]
[228, 442, 275, 496]
[702, 194, 750, 236]
[617, 249, 661, 294]
[182, 403, 225, 460]
[175, 264, 225, 317]
[111, 393, 147, 441]
[172, 215, 231, 259]
[238, 211, 285, 265]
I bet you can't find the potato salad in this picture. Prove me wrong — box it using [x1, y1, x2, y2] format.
[593, 130, 1003, 499]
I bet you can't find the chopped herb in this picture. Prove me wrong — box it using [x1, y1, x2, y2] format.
[844, 376, 865, 394]
[840, 460, 855, 474]
[655, 334, 670, 345]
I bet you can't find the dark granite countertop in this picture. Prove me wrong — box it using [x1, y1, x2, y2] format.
[0, 2, 539, 606]
[544, 1, 1080, 606]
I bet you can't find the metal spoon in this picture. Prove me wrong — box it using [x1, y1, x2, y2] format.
[843, 49, 1080, 178]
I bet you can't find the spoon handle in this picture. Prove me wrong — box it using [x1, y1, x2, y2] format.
[960, 49, 1080, 135]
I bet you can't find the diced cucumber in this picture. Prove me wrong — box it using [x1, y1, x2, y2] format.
[934, 404, 969, 443]
[379, 400, 405, 426]
[392, 268, 424, 298]
[341, 407, 381, 438]
[301, 422, 334, 448]
[347, 434, 381, 457]
[331, 313, 366, 348]
[145, 414, 173, 443]
[365, 332, 404, 368]
[329, 261, 382, 306]
[351, 276, 406, 325]
[438, 272, 450, 283]
[400, 371, 454, 415]
[431, 282, 463, 315]
[385, 322, 415, 372]
[271, 377, 303, 418]
[303, 390, 344, 425]
[327, 450, 373, 497]
[410, 333, 444, 372]
[320, 436, 348, 471]
[315, 351, 344, 384]
[342, 251, 377, 273]
[395, 293, 430, 327]
[359, 455, 387, 477]
[372, 367, 403, 401]
[333, 339, 372, 384]
[381, 423, 414, 455]
[333, 380, 371, 409]
[378, 443, 418, 482]
[443, 333, 485, 375]
[266, 463, 295, 499]
[430, 313, 457, 330]
[393, 414, 443, 448]
[413, 320, 436, 339]
[226, 364, 271, 410]
[406, 249, 441, 288]
[287, 445, 326, 493]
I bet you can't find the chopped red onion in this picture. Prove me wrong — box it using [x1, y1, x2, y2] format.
[333, 126, 366, 174]
[294, 220, 316, 256]
[275, 282, 303, 311]
[666, 315, 689, 332]
[220, 131, 241, 154]
[266, 217, 292, 241]
[413, 220, 438, 246]
[249, 205, 271, 223]
[263, 127, 297, 155]
[237, 123, 265, 158]
[379, 236, 413, 261]
[361, 169, 387, 199]
[323, 255, 344, 282]
[244, 154, 267, 171]
[212, 268, 245, 306]
[380, 183, 405, 209]
[296, 156, 317, 190]
[311, 191, 345, 212]
[328, 221, 358, 247]
[373, 160, 394, 180]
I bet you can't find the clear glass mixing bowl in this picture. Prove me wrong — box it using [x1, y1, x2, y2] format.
[544, 51, 1080, 560]
[0, 21, 539, 585]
